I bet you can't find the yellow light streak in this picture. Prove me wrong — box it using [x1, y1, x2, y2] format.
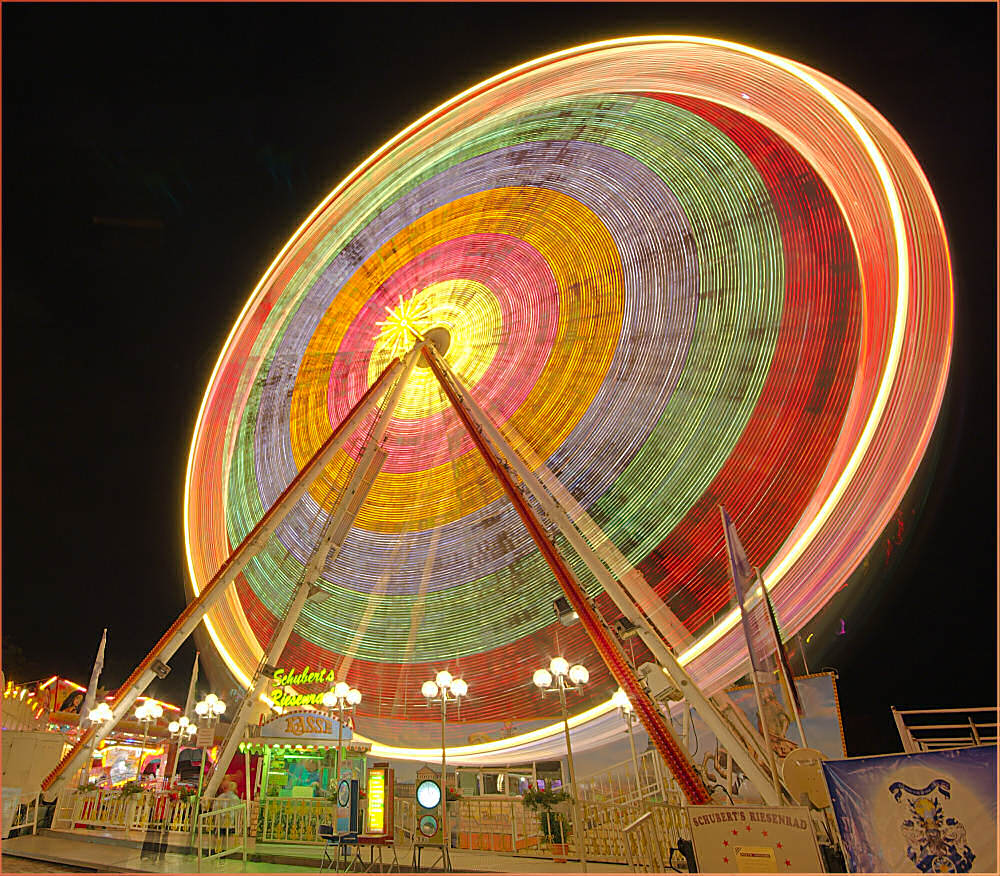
[184, 34, 915, 762]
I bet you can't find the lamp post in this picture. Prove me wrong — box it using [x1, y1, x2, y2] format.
[533, 658, 588, 871]
[134, 700, 164, 784]
[167, 716, 197, 786]
[84, 702, 113, 786]
[611, 688, 643, 801]
[321, 682, 362, 794]
[192, 693, 226, 827]
[421, 670, 467, 870]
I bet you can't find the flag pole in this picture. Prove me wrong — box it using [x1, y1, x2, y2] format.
[758, 570, 809, 750]
[79, 629, 108, 787]
[747, 646, 783, 800]
[720, 507, 782, 801]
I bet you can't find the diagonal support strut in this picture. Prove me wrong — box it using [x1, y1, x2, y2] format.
[421, 345, 711, 805]
[42, 352, 418, 795]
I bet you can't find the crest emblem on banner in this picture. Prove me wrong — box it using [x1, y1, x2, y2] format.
[890, 779, 975, 873]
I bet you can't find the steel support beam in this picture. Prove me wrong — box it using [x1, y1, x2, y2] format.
[425, 346, 782, 804]
[203, 346, 421, 798]
[422, 346, 710, 805]
[42, 352, 416, 795]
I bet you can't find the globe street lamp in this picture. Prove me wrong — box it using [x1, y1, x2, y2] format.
[321, 682, 362, 793]
[167, 715, 197, 785]
[134, 701, 164, 784]
[533, 658, 589, 871]
[193, 694, 226, 819]
[421, 670, 467, 871]
[611, 688, 643, 800]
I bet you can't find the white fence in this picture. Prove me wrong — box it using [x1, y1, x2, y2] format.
[6, 790, 40, 837]
[196, 802, 247, 871]
[55, 788, 205, 834]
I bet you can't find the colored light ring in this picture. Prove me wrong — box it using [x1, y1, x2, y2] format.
[183, 37, 952, 755]
[226, 101, 785, 665]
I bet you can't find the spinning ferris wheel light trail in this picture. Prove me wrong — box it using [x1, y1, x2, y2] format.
[43, 34, 950, 798]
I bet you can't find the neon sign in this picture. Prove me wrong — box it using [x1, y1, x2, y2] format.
[268, 665, 337, 708]
[367, 771, 385, 833]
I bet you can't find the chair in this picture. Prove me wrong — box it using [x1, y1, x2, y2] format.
[319, 825, 362, 872]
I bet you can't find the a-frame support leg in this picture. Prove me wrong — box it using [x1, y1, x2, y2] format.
[42, 350, 420, 796]
[424, 347, 784, 805]
[204, 345, 423, 799]
[422, 346, 711, 806]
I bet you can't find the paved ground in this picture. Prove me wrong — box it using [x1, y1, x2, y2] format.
[0, 830, 630, 873]
[2, 856, 95, 872]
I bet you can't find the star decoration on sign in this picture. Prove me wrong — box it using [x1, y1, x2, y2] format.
[762, 830, 768, 837]
[785, 859, 792, 867]
[777, 842, 783, 849]
[746, 824, 753, 831]
[732, 829, 739, 836]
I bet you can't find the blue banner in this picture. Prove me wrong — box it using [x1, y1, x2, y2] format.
[823, 746, 996, 873]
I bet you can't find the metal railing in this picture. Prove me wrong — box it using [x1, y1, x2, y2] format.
[451, 795, 546, 855]
[56, 788, 200, 834]
[891, 706, 998, 752]
[578, 747, 675, 807]
[196, 801, 247, 872]
[257, 795, 334, 843]
[446, 792, 690, 866]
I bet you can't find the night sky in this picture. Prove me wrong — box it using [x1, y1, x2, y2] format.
[2, 3, 996, 756]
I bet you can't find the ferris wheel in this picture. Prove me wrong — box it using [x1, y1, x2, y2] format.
[44, 36, 952, 796]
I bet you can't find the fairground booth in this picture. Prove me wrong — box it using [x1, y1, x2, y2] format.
[238, 709, 393, 845]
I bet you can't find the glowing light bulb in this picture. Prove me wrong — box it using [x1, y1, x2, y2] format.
[421, 681, 439, 699]
[549, 657, 569, 677]
[533, 669, 553, 689]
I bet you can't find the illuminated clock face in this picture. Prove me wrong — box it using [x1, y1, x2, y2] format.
[416, 779, 441, 810]
[337, 780, 351, 807]
[419, 814, 439, 837]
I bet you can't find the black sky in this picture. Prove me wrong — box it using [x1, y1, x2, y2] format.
[2, 3, 996, 756]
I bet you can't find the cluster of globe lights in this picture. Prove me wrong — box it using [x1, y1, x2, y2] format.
[183, 35, 952, 765]
[534, 658, 589, 691]
[195, 693, 227, 720]
[168, 714, 197, 740]
[422, 670, 468, 701]
[135, 700, 164, 723]
[323, 681, 363, 709]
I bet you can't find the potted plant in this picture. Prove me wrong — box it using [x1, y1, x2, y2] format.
[522, 787, 572, 862]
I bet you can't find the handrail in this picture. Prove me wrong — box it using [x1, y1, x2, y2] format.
[196, 801, 247, 872]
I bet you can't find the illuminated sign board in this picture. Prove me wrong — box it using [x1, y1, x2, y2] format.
[260, 710, 352, 741]
[268, 665, 338, 709]
[367, 770, 385, 833]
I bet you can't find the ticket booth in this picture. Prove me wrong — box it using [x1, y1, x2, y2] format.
[247, 710, 371, 843]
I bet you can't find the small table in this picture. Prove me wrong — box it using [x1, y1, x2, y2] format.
[411, 840, 451, 872]
[358, 834, 398, 872]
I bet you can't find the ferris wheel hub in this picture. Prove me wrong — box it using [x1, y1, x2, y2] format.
[415, 325, 451, 367]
